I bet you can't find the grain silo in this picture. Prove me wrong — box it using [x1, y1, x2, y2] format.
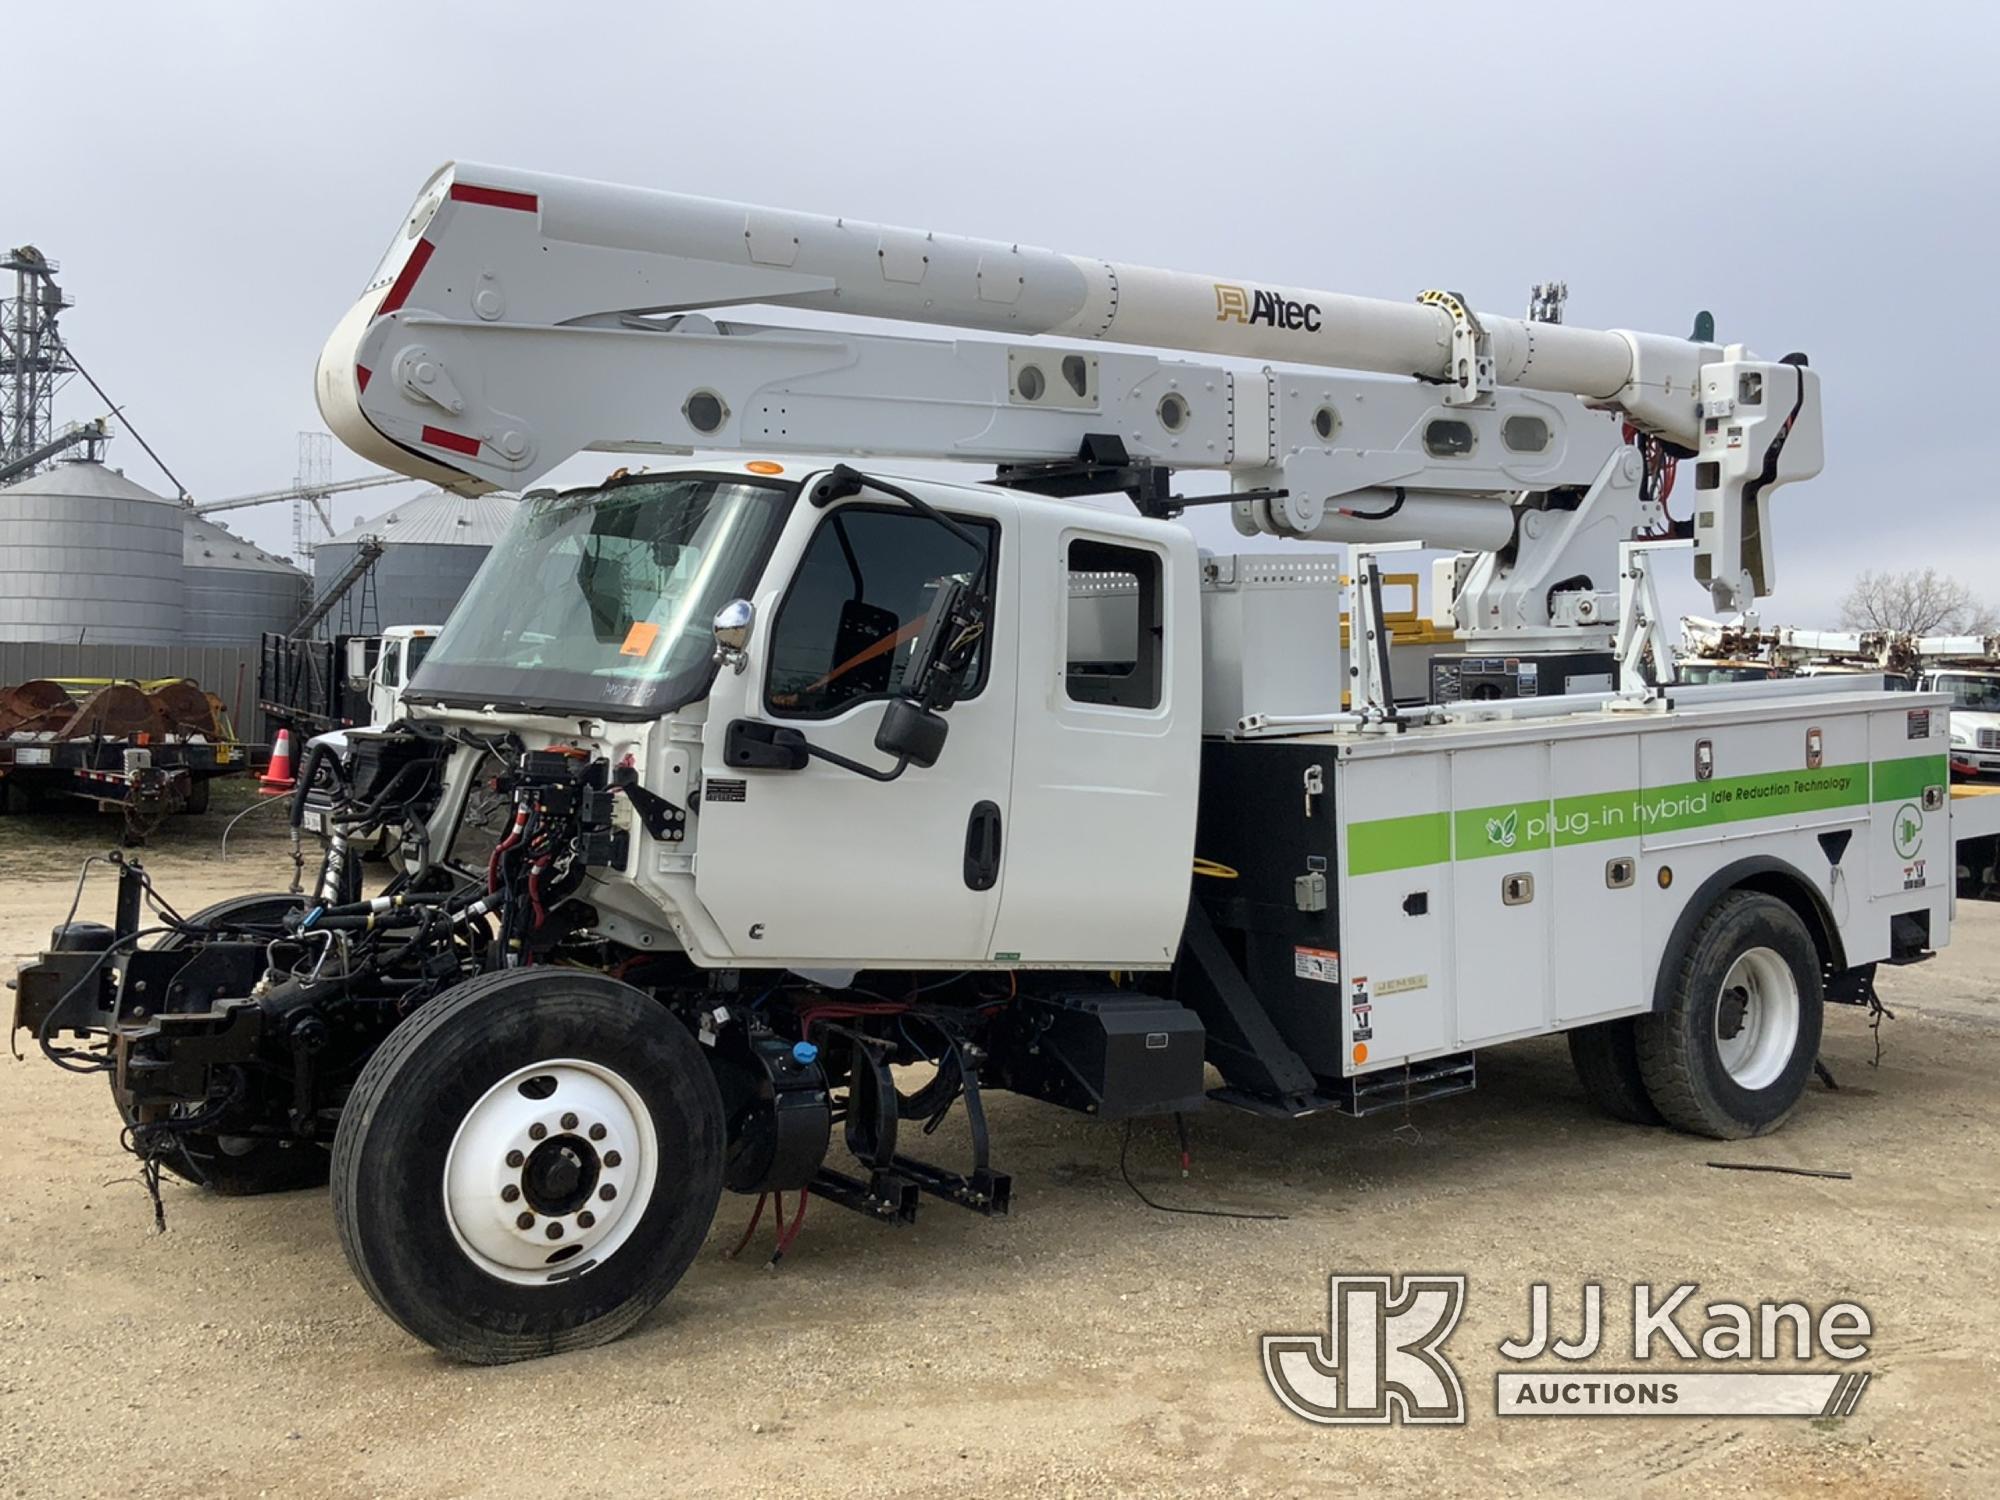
[0, 459, 186, 645]
[312, 489, 516, 633]
[182, 514, 308, 644]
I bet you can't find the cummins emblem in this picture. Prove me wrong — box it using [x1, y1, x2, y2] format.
[1215, 282, 1323, 333]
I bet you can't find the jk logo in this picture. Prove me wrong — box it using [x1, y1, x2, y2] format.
[1262, 1274, 1468, 1425]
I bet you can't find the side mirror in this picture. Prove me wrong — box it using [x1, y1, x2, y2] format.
[712, 598, 754, 674]
[874, 697, 949, 769]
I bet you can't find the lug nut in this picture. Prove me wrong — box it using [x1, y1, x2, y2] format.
[505, 1149, 524, 1168]
[560, 1112, 578, 1130]
[577, 1210, 596, 1229]
[546, 1222, 564, 1240]
[529, 1123, 547, 1141]
[501, 1184, 520, 1203]
[516, 1211, 535, 1230]
[602, 1150, 621, 1169]
[588, 1123, 606, 1141]
[599, 1184, 616, 1202]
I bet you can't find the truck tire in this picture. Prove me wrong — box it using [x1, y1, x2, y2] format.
[331, 969, 725, 1364]
[1636, 891, 1824, 1140]
[1566, 1018, 1664, 1126]
[178, 776, 212, 815]
[125, 893, 330, 1196]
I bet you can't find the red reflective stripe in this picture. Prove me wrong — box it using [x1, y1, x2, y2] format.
[450, 183, 539, 214]
[376, 237, 435, 318]
[355, 365, 372, 393]
[421, 425, 482, 457]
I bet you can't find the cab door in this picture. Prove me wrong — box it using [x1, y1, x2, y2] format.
[694, 479, 1018, 969]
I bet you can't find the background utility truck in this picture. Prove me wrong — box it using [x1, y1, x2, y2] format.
[15, 162, 2000, 1364]
[1683, 620, 2000, 785]
[259, 624, 438, 743]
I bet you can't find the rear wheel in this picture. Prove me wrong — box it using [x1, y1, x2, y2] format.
[177, 776, 212, 815]
[124, 892, 329, 1195]
[1566, 1018, 1663, 1126]
[331, 970, 724, 1363]
[1636, 891, 1823, 1139]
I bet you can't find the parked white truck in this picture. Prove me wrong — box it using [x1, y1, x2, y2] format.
[15, 163, 2000, 1364]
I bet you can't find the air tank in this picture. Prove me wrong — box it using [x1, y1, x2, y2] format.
[0, 460, 186, 645]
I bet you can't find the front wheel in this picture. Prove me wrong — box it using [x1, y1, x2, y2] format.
[1636, 891, 1824, 1140]
[331, 970, 724, 1363]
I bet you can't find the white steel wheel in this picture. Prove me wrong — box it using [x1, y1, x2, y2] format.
[1636, 889, 1825, 1141]
[444, 1059, 660, 1284]
[1711, 948, 1801, 1093]
[332, 970, 724, 1363]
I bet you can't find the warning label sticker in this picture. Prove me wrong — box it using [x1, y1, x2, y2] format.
[1294, 946, 1341, 984]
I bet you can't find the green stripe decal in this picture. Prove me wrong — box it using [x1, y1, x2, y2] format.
[1346, 754, 1944, 876]
[1346, 811, 1451, 876]
[1874, 754, 1946, 803]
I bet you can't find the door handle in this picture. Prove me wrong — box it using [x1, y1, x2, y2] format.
[964, 800, 1002, 891]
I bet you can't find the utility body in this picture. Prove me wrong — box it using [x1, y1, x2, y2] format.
[13, 162, 1997, 1364]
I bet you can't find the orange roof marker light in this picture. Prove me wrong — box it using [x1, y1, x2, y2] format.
[745, 461, 785, 475]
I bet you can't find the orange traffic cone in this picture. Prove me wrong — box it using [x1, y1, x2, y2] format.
[259, 729, 297, 795]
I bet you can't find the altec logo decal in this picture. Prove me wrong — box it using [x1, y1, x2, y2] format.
[1215, 282, 1323, 333]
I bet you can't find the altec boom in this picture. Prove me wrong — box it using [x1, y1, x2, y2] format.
[319, 161, 1818, 616]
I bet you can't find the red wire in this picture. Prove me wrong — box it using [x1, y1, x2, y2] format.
[770, 1189, 810, 1265]
[726, 1193, 767, 1258]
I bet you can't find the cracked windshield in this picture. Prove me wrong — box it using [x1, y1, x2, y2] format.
[411, 474, 791, 714]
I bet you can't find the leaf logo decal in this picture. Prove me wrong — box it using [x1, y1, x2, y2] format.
[1485, 810, 1519, 849]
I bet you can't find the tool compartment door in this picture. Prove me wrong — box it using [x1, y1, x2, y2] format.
[1335, 750, 1454, 1072]
[1549, 734, 1643, 1025]
[1448, 742, 1553, 1047]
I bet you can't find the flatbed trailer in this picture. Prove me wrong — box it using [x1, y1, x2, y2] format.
[0, 677, 243, 835]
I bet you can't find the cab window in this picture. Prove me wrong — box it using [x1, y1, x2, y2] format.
[765, 506, 994, 718]
[1065, 538, 1163, 710]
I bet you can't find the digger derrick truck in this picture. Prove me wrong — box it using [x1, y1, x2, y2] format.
[16, 161, 2000, 1364]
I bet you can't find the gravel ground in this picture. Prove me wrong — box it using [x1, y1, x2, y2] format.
[1, 806, 1996, 1498]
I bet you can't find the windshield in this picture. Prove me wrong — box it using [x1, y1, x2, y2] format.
[409, 473, 794, 716]
[1933, 673, 2000, 712]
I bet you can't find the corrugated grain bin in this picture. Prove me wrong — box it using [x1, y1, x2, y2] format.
[313, 489, 516, 632]
[0, 460, 186, 645]
[183, 514, 308, 645]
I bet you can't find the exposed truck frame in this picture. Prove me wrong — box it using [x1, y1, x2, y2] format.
[14, 162, 1997, 1364]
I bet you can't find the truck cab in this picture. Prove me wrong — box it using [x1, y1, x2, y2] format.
[1924, 666, 2000, 777]
[396, 461, 1200, 971]
[346, 625, 438, 727]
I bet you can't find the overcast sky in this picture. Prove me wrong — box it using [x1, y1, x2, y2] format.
[14, 0, 1995, 626]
